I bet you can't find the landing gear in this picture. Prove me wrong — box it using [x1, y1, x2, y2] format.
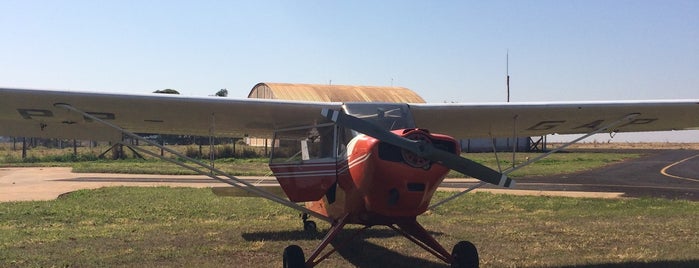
[451, 241, 479, 268]
[301, 213, 317, 234]
[283, 215, 479, 268]
[283, 245, 305, 268]
[281, 214, 316, 267]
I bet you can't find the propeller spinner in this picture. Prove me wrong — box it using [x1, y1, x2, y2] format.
[321, 109, 516, 188]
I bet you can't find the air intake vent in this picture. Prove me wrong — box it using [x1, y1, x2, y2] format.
[407, 183, 426, 192]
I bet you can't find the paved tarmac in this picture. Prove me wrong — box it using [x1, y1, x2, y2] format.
[1, 149, 698, 202]
[444, 149, 699, 201]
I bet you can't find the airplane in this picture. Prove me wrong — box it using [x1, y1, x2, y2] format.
[1, 85, 698, 267]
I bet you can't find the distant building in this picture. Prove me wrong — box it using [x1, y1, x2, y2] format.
[245, 82, 535, 152]
[245, 82, 425, 148]
[247, 82, 425, 103]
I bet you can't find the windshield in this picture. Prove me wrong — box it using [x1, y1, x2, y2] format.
[342, 103, 415, 131]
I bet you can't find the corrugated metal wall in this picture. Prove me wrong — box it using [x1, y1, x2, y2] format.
[247, 82, 425, 103]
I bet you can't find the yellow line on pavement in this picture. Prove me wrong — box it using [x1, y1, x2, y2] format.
[660, 153, 699, 182]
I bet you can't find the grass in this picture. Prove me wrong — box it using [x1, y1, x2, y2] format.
[0, 142, 690, 266]
[451, 151, 637, 178]
[1, 143, 639, 177]
[0, 143, 273, 176]
[0, 187, 696, 267]
[44, 152, 638, 178]
[70, 158, 272, 176]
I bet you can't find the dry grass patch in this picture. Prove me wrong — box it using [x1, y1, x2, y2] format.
[1, 188, 696, 267]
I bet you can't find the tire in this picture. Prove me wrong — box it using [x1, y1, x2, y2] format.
[451, 241, 479, 268]
[303, 220, 317, 234]
[283, 245, 305, 268]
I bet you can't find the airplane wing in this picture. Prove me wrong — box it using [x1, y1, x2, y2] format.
[0, 88, 341, 141]
[409, 100, 699, 139]
[1, 87, 698, 141]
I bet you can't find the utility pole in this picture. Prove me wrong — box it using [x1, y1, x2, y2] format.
[508, 50, 516, 166]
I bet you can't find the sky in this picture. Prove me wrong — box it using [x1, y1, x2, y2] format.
[1, 1, 698, 142]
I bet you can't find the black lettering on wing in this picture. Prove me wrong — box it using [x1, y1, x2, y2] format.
[17, 109, 53, 119]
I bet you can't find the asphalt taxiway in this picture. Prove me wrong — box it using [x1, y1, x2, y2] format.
[516, 149, 698, 200]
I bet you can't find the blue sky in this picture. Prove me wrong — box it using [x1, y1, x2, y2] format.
[2, 1, 698, 141]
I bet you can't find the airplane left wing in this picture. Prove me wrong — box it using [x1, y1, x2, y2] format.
[0, 88, 341, 141]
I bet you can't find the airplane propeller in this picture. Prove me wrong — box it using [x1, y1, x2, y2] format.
[321, 109, 515, 188]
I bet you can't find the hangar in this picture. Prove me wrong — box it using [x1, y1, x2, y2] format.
[245, 82, 532, 152]
[247, 82, 425, 103]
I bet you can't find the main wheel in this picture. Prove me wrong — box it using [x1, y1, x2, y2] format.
[451, 241, 479, 268]
[283, 245, 305, 268]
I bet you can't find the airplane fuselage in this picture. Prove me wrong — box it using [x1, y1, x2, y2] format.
[271, 128, 459, 225]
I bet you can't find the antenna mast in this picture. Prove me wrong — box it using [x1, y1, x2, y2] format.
[506, 50, 510, 102]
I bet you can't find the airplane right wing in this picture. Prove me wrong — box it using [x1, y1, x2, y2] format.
[409, 100, 699, 139]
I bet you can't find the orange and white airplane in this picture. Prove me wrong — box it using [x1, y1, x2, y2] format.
[1, 86, 698, 267]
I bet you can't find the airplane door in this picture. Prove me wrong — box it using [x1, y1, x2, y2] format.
[269, 123, 339, 202]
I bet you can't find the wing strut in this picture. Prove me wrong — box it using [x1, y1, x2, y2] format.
[54, 103, 332, 223]
[428, 112, 641, 210]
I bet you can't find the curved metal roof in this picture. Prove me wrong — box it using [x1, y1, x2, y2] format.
[247, 82, 425, 103]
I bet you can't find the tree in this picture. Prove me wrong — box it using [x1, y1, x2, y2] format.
[215, 88, 228, 97]
[154, 89, 180, 94]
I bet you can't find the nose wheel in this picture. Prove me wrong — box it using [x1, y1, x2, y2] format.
[301, 213, 317, 234]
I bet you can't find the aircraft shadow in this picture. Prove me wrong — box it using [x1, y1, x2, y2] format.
[329, 231, 448, 268]
[242, 229, 697, 267]
[555, 260, 699, 268]
[241, 227, 444, 242]
[241, 229, 324, 241]
[242, 227, 448, 267]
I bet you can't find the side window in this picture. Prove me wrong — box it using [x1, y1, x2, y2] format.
[336, 126, 354, 157]
[270, 124, 336, 163]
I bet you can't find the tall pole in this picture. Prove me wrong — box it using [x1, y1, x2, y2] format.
[508, 50, 515, 165]
[506, 50, 510, 103]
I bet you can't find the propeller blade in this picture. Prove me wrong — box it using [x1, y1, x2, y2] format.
[422, 145, 515, 188]
[322, 109, 516, 188]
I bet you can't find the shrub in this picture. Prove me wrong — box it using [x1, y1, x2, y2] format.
[185, 146, 202, 158]
[216, 145, 235, 158]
